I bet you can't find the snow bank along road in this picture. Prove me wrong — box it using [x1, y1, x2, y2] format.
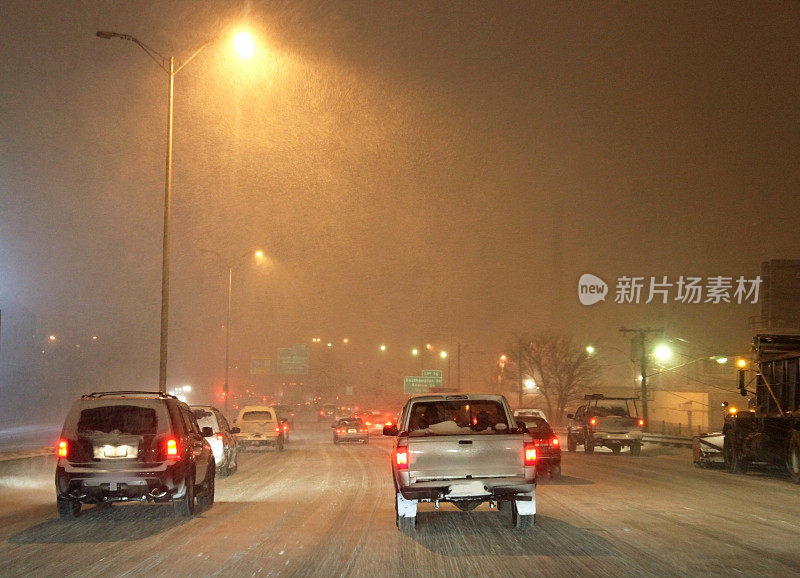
[1, 419, 799, 577]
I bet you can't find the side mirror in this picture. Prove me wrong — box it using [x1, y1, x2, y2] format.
[383, 424, 399, 436]
[738, 369, 747, 396]
[566, 413, 574, 420]
[201, 426, 214, 437]
[230, 426, 240, 434]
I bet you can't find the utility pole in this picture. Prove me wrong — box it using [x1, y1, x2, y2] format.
[619, 327, 661, 421]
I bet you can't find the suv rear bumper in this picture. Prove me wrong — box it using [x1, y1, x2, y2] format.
[55, 460, 186, 503]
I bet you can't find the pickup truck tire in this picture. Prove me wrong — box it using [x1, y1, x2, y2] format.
[395, 492, 417, 532]
[630, 442, 642, 456]
[610, 444, 622, 455]
[549, 464, 561, 479]
[583, 435, 595, 454]
[277, 436, 285, 452]
[57, 498, 81, 520]
[512, 501, 535, 528]
[566, 434, 576, 452]
[787, 431, 800, 484]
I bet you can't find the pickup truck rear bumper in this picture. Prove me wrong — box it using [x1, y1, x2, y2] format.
[399, 478, 535, 501]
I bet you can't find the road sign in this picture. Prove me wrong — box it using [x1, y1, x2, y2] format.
[405, 376, 442, 387]
[278, 345, 309, 374]
[422, 370, 442, 378]
[404, 381, 430, 394]
[250, 358, 272, 375]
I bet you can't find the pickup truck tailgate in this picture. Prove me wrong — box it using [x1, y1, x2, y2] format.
[408, 434, 525, 481]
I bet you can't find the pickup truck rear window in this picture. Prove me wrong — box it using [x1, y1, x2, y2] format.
[242, 411, 274, 421]
[407, 400, 509, 435]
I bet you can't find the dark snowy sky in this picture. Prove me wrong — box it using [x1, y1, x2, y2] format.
[2, 1, 799, 401]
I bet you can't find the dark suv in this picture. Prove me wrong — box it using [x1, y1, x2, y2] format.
[55, 391, 215, 519]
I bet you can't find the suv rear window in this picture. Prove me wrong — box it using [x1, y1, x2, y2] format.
[78, 406, 158, 435]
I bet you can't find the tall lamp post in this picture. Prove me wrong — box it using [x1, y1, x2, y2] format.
[202, 249, 264, 415]
[97, 30, 254, 393]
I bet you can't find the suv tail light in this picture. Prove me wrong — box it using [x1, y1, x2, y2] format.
[551, 436, 559, 446]
[638, 418, 646, 427]
[57, 439, 68, 458]
[395, 446, 409, 470]
[165, 437, 181, 460]
[216, 433, 224, 441]
[589, 418, 597, 426]
[524, 442, 537, 466]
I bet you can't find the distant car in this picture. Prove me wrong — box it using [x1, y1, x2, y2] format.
[56, 391, 215, 519]
[566, 395, 644, 455]
[235, 405, 285, 451]
[520, 415, 561, 479]
[363, 412, 392, 435]
[318, 403, 337, 421]
[333, 406, 355, 421]
[332, 417, 369, 444]
[191, 405, 240, 477]
[271, 404, 293, 440]
[513, 408, 549, 424]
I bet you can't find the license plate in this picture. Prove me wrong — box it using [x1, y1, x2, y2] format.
[348, 429, 356, 433]
[103, 445, 128, 458]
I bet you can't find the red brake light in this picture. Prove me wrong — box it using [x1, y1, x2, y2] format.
[337, 428, 345, 433]
[166, 438, 180, 459]
[590, 418, 597, 426]
[524, 442, 537, 466]
[58, 439, 68, 458]
[395, 447, 409, 469]
[638, 418, 645, 427]
[551, 436, 559, 446]
[359, 428, 368, 433]
[216, 433, 224, 440]
[275, 426, 281, 433]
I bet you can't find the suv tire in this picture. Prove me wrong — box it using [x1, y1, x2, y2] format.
[57, 498, 81, 520]
[173, 472, 196, 517]
[277, 436, 285, 452]
[197, 469, 215, 511]
[630, 442, 642, 456]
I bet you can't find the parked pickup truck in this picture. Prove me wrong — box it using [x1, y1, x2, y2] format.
[566, 394, 645, 455]
[383, 393, 537, 532]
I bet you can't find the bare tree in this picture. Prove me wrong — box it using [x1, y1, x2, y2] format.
[506, 332, 600, 425]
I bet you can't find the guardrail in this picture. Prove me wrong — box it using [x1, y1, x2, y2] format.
[642, 433, 693, 447]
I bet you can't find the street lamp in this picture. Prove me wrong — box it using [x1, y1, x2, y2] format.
[97, 30, 255, 393]
[202, 249, 265, 415]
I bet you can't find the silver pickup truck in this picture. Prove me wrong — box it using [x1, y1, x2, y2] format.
[383, 393, 537, 532]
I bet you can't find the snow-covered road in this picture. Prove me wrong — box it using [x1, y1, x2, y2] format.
[1, 419, 799, 577]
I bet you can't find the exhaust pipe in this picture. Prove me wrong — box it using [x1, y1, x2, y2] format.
[149, 488, 168, 499]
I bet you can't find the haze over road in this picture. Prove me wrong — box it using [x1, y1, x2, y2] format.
[1, 417, 798, 577]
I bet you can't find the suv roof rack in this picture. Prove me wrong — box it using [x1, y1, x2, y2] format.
[81, 391, 177, 399]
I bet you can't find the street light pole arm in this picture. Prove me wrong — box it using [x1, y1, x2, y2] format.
[96, 31, 170, 73]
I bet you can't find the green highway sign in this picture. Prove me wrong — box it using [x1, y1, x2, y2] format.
[404, 382, 430, 394]
[405, 376, 442, 387]
[422, 370, 442, 378]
